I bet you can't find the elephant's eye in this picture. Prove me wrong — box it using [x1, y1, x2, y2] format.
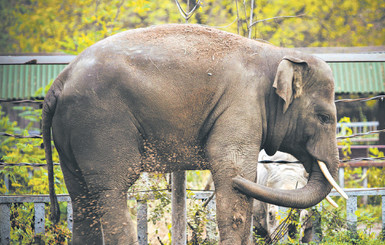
[317, 114, 330, 124]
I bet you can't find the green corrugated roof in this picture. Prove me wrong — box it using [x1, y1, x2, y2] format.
[329, 62, 385, 93]
[0, 62, 384, 99]
[0, 64, 67, 99]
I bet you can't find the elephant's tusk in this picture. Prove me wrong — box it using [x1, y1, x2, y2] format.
[325, 196, 338, 208]
[318, 161, 348, 200]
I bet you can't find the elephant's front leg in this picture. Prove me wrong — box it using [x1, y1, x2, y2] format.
[212, 169, 255, 244]
[207, 121, 261, 244]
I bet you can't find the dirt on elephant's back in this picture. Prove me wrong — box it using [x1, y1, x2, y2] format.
[124, 24, 254, 59]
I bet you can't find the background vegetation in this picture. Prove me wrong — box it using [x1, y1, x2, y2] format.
[0, 0, 384, 54]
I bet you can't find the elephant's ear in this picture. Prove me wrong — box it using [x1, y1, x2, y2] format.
[273, 56, 308, 113]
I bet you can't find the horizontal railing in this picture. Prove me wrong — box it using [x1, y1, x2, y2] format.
[1, 188, 384, 245]
[329, 188, 385, 233]
[337, 121, 379, 142]
[0, 191, 216, 245]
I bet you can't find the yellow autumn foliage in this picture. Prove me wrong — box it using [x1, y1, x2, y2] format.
[0, 0, 384, 53]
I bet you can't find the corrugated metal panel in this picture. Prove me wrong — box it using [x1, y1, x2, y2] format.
[329, 62, 385, 93]
[0, 62, 384, 99]
[0, 64, 67, 99]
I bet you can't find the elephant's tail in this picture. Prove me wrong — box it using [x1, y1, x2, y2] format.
[42, 76, 64, 224]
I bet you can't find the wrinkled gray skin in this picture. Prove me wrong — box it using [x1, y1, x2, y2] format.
[42, 24, 339, 244]
[253, 150, 312, 243]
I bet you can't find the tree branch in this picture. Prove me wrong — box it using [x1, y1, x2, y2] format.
[249, 14, 306, 28]
[175, 0, 201, 23]
[248, 0, 255, 38]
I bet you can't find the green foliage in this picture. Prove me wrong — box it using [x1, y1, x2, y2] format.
[9, 203, 71, 244]
[337, 117, 353, 159]
[0, 105, 65, 195]
[0, 104, 70, 243]
[318, 203, 384, 244]
[1, 0, 384, 54]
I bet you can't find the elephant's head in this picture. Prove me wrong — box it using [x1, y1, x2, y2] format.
[233, 55, 347, 208]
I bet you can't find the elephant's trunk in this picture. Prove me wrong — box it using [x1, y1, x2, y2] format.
[232, 160, 346, 209]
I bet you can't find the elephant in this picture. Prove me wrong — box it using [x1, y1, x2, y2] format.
[253, 150, 313, 243]
[42, 24, 347, 244]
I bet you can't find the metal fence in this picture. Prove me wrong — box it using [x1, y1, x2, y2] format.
[0, 191, 216, 245]
[337, 121, 379, 142]
[1, 188, 384, 245]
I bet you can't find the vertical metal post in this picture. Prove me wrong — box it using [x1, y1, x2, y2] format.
[338, 167, 344, 188]
[382, 195, 385, 237]
[278, 207, 289, 241]
[137, 200, 148, 245]
[34, 202, 45, 234]
[4, 176, 9, 194]
[346, 196, 357, 233]
[67, 201, 73, 232]
[362, 167, 368, 204]
[206, 196, 217, 242]
[172, 171, 186, 245]
[0, 203, 10, 245]
[311, 205, 322, 243]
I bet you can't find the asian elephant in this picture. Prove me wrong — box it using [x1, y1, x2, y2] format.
[42, 24, 346, 244]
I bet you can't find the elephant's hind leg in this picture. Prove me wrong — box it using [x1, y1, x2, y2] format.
[70, 126, 142, 244]
[58, 153, 104, 244]
[96, 185, 139, 244]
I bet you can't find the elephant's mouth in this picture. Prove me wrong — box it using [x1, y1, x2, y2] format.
[232, 158, 348, 209]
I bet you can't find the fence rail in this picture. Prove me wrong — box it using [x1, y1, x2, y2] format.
[1, 188, 384, 245]
[0, 191, 215, 245]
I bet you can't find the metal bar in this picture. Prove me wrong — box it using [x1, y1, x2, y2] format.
[0, 204, 10, 245]
[171, 171, 187, 245]
[338, 167, 345, 188]
[4, 175, 9, 194]
[337, 129, 385, 140]
[67, 201, 73, 232]
[0, 194, 71, 203]
[1, 54, 384, 65]
[1, 160, 385, 168]
[278, 207, 289, 241]
[329, 188, 385, 196]
[362, 167, 368, 205]
[34, 202, 45, 234]
[2, 95, 384, 105]
[206, 196, 217, 242]
[335, 95, 385, 103]
[346, 196, 358, 233]
[311, 206, 322, 243]
[137, 200, 148, 245]
[382, 196, 385, 234]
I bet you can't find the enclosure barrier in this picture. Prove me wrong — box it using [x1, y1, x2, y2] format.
[0, 191, 216, 245]
[328, 188, 385, 233]
[1, 188, 384, 245]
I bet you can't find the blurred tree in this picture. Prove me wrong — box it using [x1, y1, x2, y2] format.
[250, 0, 385, 47]
[0, 0, 384, 53]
